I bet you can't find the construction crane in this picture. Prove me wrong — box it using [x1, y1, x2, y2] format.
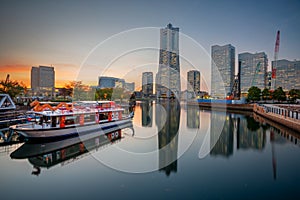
[226, 75, 240, 100]
[5, 74, 10, 84]
[272, 30, 280, 90]
[3, 74, 10, 92]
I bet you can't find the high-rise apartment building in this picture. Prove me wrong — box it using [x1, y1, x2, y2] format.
[142, 72, 153, 97]
[31, 65, 55, 96]
[272, 59, 300, 91]
[239, 52, 268, 94]
[156, 23, 181, 99]
[187, 70, 200, 98]
[211, 44, 235, 98]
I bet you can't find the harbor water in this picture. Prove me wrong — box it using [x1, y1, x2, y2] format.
[1, 101, 300, 200]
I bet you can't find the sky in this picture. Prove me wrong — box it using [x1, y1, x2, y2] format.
[0, 0, 300, 90]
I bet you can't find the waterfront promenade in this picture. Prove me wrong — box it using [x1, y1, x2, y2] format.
[254, 104, 300, 132]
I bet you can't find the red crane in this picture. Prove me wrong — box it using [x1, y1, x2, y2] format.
[272, 30, 280, 89]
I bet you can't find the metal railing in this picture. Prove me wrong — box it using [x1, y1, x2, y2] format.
[259, 104, 300, 120]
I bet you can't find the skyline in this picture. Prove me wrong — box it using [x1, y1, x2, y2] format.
[1, 0, 300, 89]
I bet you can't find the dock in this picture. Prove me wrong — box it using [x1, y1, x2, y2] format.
[0, 127, 21, 145]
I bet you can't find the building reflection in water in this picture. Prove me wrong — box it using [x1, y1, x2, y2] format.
[210, 112, 266, 157]
[237, 116, 266, 150]
[141, 100, 153, 127]
[210, 112, 234, 157]
[186, 105, 200, 128]
[156, 100, 180, 176]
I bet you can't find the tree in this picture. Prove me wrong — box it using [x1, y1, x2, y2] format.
[95, 88, 113, 100]
[273, 87, 286, 102]
[262, 88, 270, 101]
[247, 86, 261, 102]
[64, 81, 95, 101]
[0, 79, 26, 98]
[288, 89, 300, 103]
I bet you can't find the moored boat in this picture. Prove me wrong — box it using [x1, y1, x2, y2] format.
[9, 100, 134, 140]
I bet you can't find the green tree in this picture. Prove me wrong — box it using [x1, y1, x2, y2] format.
[65, 81, 94, 101]
[112, 88, 125, 100]
[0, 79, 26, 98]
[273, 87, 286, 102]
[288, 89, 300, 103]
[59, 84, 73, 100]
[95, 88, 113, 100]
[247, 86, 261, 102]
[261, 88, 270, 101]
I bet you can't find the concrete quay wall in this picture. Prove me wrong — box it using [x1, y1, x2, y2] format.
[254, 104, 300, 133]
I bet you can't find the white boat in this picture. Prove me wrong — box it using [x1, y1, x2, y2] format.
[9, 100, 134, 140]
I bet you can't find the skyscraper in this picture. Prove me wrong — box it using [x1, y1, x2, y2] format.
[239, 52, 268, 94]
[142, 72, 153, 97]
[211, 44, 235, 98]
[156, 23, 181, 99]
[272, 59, 300, 91]
[31, 65, 55, 96]
[187, 70, 200, 98]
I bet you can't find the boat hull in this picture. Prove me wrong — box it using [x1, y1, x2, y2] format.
[13, 118, 132, 141]
[11, 124, 131, 159]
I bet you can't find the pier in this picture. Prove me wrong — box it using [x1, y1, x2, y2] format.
[0, 127, 21, 145]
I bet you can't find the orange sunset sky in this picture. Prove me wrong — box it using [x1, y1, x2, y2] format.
[0, 64, 79, 88]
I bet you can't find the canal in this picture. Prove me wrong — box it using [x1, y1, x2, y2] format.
[0, 100, 300, 200]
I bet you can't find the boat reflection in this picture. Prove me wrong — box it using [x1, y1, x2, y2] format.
[10, 124, 134, 176]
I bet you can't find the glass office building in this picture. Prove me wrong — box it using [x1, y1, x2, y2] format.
[272, 59, 300, 91]
[211, 44, 235, 98]
[187, 70, 200, 98]
[239, 52, 268, 94]
[31, 65, 55, 96]
[142, 72, 153, 97]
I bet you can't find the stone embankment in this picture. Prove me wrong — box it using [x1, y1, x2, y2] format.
[253, 104, 300, 132]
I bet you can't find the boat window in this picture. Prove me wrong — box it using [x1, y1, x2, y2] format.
[99, 113, 108, 120]
[84, 114, 95, 123]
[65, 115, 76, 125]
[56, 151, 61, 160]
[51, 116, 57, 127]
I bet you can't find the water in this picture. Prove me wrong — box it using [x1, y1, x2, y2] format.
[1, 101, 300, 200]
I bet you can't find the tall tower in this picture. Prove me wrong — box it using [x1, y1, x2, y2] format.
[211, 44, 235, 98]
[156, 23, 181, 99]
[187, 70, 201, 98]
[239, 52, 268, 94]
[142, 72, 153, 97]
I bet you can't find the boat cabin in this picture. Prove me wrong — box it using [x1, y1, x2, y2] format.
[32, 101, 124, 129]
